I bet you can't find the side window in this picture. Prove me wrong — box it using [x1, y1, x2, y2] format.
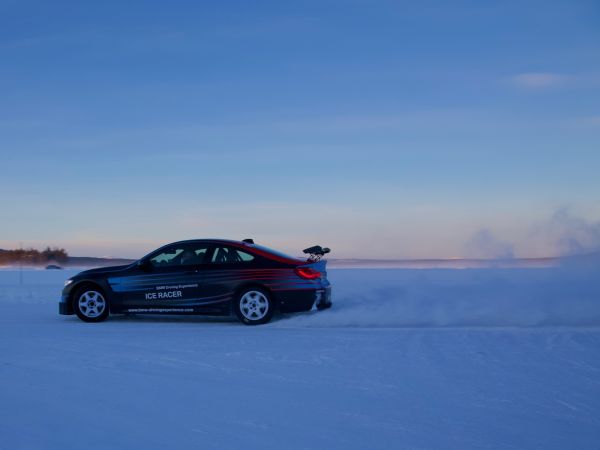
[150, 247, 184, 267]
[211, 247, 255, 264]
[150, 244, 209, 267]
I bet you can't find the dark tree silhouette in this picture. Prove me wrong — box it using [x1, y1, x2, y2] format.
[0, 247, 69, 265]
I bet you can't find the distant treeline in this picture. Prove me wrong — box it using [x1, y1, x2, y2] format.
[0, 247, 69, 265]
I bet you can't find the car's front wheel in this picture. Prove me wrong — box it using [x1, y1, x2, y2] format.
[73, 286, 109, 323]
[234, 288, 273, 325]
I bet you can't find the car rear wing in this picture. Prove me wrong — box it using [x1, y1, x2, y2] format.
[303, 245, 330, 262]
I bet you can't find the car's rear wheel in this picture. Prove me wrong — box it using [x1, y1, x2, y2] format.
[73, 286, 109, 323]
[234, 288, 273, 325]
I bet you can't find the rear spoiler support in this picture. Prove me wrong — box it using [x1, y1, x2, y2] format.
[303, 245, 331, 263]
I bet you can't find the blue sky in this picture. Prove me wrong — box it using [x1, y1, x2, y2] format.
[1, 0, 599, 259]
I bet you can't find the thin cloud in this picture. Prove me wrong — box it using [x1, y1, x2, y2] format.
[571, 116, 600, 127]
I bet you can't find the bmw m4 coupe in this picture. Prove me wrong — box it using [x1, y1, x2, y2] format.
[59, 239, 332, 325]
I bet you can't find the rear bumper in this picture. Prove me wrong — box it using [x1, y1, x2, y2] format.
[277, 286, 332, 313]
[315, 286, 332, 309]
[316, 286, 333, 310]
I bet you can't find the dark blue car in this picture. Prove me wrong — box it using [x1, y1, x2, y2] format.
[59, 239, 332, 325]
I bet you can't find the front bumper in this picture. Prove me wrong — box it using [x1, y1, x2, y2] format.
[59, 295, 74, 315]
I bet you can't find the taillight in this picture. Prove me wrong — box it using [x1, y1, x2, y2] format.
[294, 267, 321, 280]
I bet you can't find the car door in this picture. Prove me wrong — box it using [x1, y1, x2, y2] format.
[202, 245, 259, 304]
[116, 243, 209, 312]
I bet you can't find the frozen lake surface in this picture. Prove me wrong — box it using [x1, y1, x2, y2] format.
[1, 267, 599, 449]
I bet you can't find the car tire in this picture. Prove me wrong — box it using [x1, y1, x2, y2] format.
[73, 285, 110, 323]
[234, 288, 274, 325]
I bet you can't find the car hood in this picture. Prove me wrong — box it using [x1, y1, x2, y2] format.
[75, 264, 132, 278]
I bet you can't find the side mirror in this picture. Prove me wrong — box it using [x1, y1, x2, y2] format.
[137, 259, 152, 271]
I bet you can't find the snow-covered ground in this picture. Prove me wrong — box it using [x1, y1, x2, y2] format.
[1, 266, 599, 449]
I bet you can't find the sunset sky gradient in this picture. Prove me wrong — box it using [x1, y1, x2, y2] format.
[1, 0, 599, 259]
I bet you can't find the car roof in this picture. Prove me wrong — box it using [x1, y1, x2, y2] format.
[168, 238, 246, 246]
[161, 239, 304, 265]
